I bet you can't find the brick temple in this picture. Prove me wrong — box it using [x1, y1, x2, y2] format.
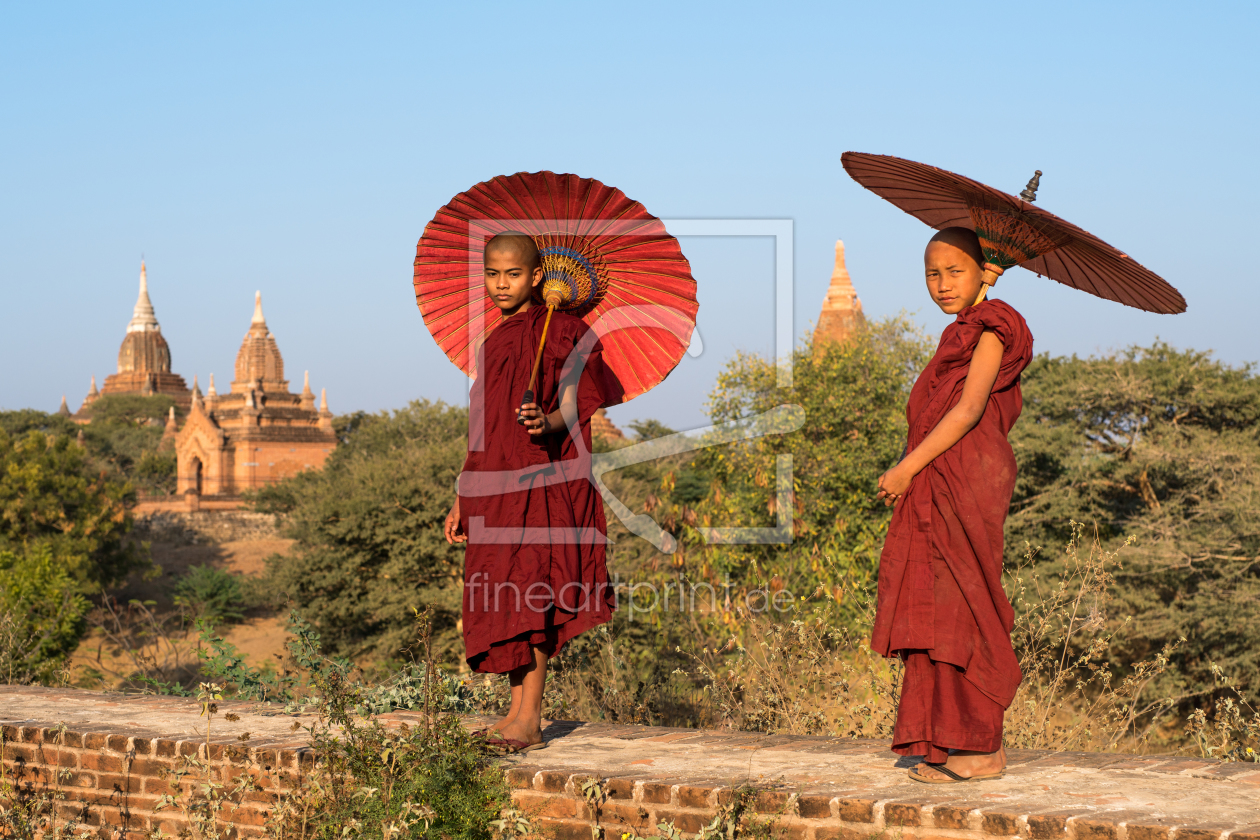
[74, 261, 192, 416]
[68, 263, 337, 508]
[174, 292, 336, 503]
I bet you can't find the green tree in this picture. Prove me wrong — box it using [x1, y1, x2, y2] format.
[0, 429, 142, 593]
[671, 316, 934, 613]
[251, 401, 470, 663]
[1009, 343, 1260, 702]
[0, 543, 90, 684]
[81, 394, 180, 495]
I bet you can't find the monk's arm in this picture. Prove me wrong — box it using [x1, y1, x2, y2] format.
[876, 329, 1004, 505]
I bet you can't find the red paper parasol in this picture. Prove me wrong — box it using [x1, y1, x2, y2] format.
[413, 171, 699, 405]
[840, 152, 1186, 314]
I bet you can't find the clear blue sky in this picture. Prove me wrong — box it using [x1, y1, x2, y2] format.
[3, 1, 1255, 431]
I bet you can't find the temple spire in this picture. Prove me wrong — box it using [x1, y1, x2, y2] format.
[88, 375, 99, 397]
[58, 396, 71, 416]
[126, 260, 160, 334]
[251, 291, 266, 327]
[812, 240, 866, 350]
[207, 373, 217, 397]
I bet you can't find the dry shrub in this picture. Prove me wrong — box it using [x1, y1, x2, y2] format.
[686, 593, 898, 738]
[543, 523, 1258, 759]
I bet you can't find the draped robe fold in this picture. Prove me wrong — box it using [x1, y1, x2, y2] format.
[871, 299, 1033, 762]
[457, 305, 617, 674]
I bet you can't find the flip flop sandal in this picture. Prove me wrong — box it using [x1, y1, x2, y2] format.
[908, 763, 1004, 784]
[484, 737, 548, 755]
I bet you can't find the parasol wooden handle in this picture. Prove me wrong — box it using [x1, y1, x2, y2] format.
[517, 304, 557, 425]
[972, 266, 1003, 306]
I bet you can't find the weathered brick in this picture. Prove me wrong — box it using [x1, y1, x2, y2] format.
[536, 770, 570, 793]
[982, 811, 1021, 836]
[756, 790, 793, 815]
[227, 806, 271, 827]
[1227, 827, 1260, 840]
[513, 790, 579, 819]
[143, 775, 178, 796]
[814, 828, 870, 840]
[835, 798, 876, 823]
[640, 782, 673, 804]
[130, 736, 151, 755]
[81, 752, 126, 773]
[654, 807, 712, 835]
[1073, 817, 1120, 840]
[1177, 828, 1234, 840]
[932, 804, 978, 830]
[605, 777, 636, 800]
[885, 802, 923, 828]
[107, 734, 132, 752]
[95, 772, 144, 794]
[773, 823, 811, 840]
[1027, 811, 1085, 840]
[20, 725, 44, 742]
[130, 756, 176, 777]
[532, 816, 596, 840]
[677, 784, 716, 809]
[505, 766, 537, 789]
[1126, 821, 1176, 840]
[797, 794, 834, 819]
[57, 730, 85, 748]
[179, 740, 200, 758]
[4, 743, 36, 762]
[154, 739, 178, 758]
[598, 799, 652, 827]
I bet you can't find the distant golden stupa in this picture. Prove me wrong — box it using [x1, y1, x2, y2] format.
[77, 261, 192, 417]
[590, 407, 625, 441]
[812, 240, 865, 349]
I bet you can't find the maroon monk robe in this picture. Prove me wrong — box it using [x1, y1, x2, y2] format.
[871, 299, 1034, 763]
[457, 305, 617, 674]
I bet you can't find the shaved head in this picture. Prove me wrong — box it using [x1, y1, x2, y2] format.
[485, 231, 540, 270]
[928, 227, 985, 269]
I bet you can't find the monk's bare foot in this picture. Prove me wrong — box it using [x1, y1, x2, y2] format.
[494, 720, 544, 748]
[914, 746, 1005, 781]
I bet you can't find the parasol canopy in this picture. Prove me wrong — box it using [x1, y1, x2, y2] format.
[840, 152, 1186, 314]
[413, 171, 699, 404]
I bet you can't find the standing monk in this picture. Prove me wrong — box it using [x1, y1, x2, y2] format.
[873, 227, 1033, 783]
[444, 232, 616, 754]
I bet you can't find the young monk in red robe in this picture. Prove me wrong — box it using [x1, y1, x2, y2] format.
[443, 232, 615, 754]
[873, 227, 1034, 783]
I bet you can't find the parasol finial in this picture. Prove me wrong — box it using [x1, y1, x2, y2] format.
[1020, 170, 1043, 203]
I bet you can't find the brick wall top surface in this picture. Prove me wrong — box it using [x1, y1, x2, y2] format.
[3, 686, 1258, 837]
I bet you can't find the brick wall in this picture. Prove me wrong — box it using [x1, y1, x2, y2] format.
[131, 509, 281, 545]
[4, 687, 1260, 840]
[1, 722, 302, 837]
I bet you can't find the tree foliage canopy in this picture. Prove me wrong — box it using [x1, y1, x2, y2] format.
[684, 316, 934, 599]
[1009, 343, 1260, 700]
[0, 428, 141, 593]
[252, 400, 469, 663]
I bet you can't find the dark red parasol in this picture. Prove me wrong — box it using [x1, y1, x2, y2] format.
[413, 171, 699, 405]
[840, 152, 1186, 314]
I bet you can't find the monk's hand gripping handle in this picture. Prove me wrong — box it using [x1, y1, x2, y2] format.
[516, 389, 535, 425]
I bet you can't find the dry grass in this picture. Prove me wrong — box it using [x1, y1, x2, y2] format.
[527, 524, 1260, 760]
